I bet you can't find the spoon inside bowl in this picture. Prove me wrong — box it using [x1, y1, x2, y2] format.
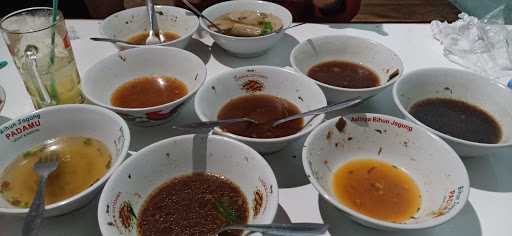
[145, 0, 163, 44]
[218, 223, 328, 236]
[90, 37, 135, 45]
[271, 96, 362, 127]
[181, 0, 225, 33]
[173, 97, 361, 131]
[172, 118, 258, 130]
[271, 22, 307, 35]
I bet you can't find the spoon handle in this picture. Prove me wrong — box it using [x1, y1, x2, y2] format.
[275, 22, 307, 34]
[181, 0, 223, 32]
[272, 97, 362, 127]
[22, 176, 48, 236]
[89, 37, 132, 44]
[223, 223, 329, 236]
[146, 0, 160, 35]
[172, 118, 256, 130]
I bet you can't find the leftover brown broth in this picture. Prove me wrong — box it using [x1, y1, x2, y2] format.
[307, 61, 380, 89]
[137, 173, 249, 236]
[0, 137, 111, 207]
[111, 76, 188, 109]
[333, 159, 421, 223]
[217, 94, 303, 138]
[409, 98, 501, 144]
[126, 31, 180, 45]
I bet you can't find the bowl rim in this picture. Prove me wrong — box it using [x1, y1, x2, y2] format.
[97, 134, 279, 234]
[194, 65, 327, 143]
[199, 0, 293, 40]
[100, 5, 199, 48]
[0, 104, 131, 214]
[393, 67, 512, 148]
[81, 47, 207, 112]
[290, 34, 404, 92]
[0, 84, 5, 113]
[302, 113, 470, 230]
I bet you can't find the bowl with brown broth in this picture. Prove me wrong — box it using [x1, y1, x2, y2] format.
[393, 68, 512, 157]
[100, 5, 199, 50]
[291, 35, 404, 104]
[303, 113, 469, 230]
[194, 66, 327, 153]
[0, 104, 130, 216]
[82, 47, 206, 126]
[98, 134, 278, 236]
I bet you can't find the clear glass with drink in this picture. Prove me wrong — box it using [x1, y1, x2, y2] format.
[0, 7, 84, 109]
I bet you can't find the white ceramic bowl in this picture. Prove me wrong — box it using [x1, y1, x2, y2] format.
[82, 47, 207, 126]
[194, 66, 327, 153]
[98, 134, 278, 236]
[100, 6, 199, 50]
[303, 113, 469, 230]
[0, 104, 130, 216]
[201, 0, 292, 57]
[291, 35, 404, 103]
[393, 68, 512, 157]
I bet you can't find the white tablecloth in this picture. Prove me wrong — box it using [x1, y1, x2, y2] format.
[0, 20, 511, 236]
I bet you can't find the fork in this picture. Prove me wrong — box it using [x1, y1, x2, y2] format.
[22, 152, 60, 236]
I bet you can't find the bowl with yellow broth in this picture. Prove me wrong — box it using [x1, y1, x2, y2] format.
[303, 113, 469, 230]
[0, 104, 130, 216]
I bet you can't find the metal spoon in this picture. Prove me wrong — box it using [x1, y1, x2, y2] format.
[181, 0, 224, 33]
[89, 37, 135, 45]
[173, 97, 361, 130]
[172, 118, 258, 130]
[22, 152, 60, 236]
[272, 22, 307, 35]
[271, 97, 362, 127]
[145, 0, 163, 44]
[218, 223, 329, 236]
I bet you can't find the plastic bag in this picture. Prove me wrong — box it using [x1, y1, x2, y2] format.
[431, 4, 512, 87]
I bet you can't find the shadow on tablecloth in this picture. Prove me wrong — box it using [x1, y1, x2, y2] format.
[463, 148, 512, 193]
[211, 33, 299, 68]
[327, 24, 388, 36]
[318, 196, 482, 236]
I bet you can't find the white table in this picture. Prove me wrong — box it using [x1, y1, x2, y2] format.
[1, 20, 511, 236]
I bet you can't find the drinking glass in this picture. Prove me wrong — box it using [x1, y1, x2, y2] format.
[0, 7, 84, 109]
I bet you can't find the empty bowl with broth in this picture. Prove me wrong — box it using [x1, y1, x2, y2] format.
[82, 47, 206, 126]
[0, 104, 130, 216]
[194, 66, 327, 153]
[201, 0, 292, 57]
[100, 6, 199, 50]
[393, 68, 512, 157]
[291, 35, 404, 103]
[303, 114, 469, 230]
[98, 134, 278, 236]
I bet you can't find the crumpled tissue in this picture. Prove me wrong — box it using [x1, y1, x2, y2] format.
[431, 5, 512, 87]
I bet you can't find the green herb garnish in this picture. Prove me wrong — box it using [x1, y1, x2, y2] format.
[214, 199, 237, 224]
[260, 21, 273, 35]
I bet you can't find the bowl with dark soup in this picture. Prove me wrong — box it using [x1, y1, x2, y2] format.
[201, 0, 292, 57]
[101, 5, 199, 50]
[0, 104, 130, 216]
[393, 68, 512, 157]
[98, 134, 278, 236]
[194, 65, 327, 153]
[303, 113, 469, 230]
[291, 35, 404, 103]
[82, 47, 206, 126]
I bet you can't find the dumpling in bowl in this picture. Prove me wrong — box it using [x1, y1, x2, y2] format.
[210, 10, 283, 37]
